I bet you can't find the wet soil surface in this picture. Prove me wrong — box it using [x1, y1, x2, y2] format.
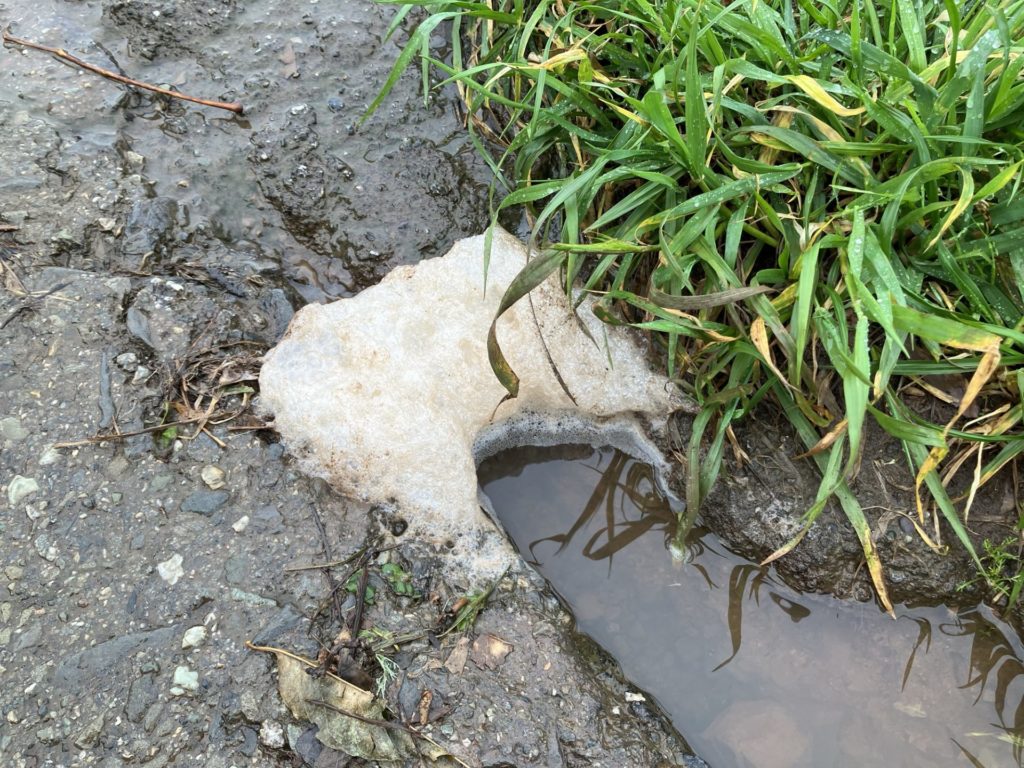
[3, 0, 1021, 766]
[0, 1, 694, 766]
[702, 414, 1003, 608]
[480, 445, 1024, 768]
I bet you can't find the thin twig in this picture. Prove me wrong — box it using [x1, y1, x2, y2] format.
[52, 411, 243, 447]
[310, 503, 344, 625]
[285, 543, 401, 573]
[2, 31, 244, 114]
[285, 557, 359, 573]
[349, 564, 371, 639]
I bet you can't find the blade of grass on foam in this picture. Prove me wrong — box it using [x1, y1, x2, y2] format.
[487, 249, 567, 398]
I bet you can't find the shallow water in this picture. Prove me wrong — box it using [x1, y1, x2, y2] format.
[479, 444, 1024, 768]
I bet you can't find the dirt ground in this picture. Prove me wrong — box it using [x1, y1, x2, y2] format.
[1, 0, 1017, 766]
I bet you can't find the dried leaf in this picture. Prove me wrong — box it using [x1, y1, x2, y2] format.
[750, 316, 796, 392]
[793, 418, 847, 459]
[469, 634, 513, 670]
[444, 637, 470, 675]
[247, 643, 414, 762]
[417, 690, 433, 727]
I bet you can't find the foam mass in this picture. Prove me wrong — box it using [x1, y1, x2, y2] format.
[259, 229, 690, 582]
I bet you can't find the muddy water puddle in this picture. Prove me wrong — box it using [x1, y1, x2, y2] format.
[479, 444, 1024, 768]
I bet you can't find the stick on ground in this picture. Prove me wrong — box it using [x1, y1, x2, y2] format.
[2, 30, 244, 115]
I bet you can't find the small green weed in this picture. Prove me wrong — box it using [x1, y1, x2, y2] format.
[440, 568, 508, 637]
[372, 653, 400, 699]
[344, 573, 376, 605]
[961, 535, 1024, 607]
[381, 562, 420, 598]
[358, 628, 402, 698]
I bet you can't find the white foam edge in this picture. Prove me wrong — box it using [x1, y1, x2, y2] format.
[473, 410, 685, 529]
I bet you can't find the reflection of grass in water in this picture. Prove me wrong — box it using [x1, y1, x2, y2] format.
[522, 447, 792, 672]
[944, 610, 1024, 766]
[526, 449, 678, 569]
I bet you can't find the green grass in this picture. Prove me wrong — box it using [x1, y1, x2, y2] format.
[371, 0, 1024, 612]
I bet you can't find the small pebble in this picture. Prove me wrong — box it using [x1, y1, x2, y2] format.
[34, 534, 58, 562]
[38, 446, 61, 466]
[115, 352, 138, 371]
[231, 516, 250, 533]
[172, 666, 199, 692]
[259, 720, 285, 749]
[149, 473, 173, 492]
[156, 554, 184, 586]
[132, 365, 152, 384]
[7, 476, 39, 506]
[0, 417, 28, 442]
[181, 490, 230, 516]
[181, 626, 207, 649]
[201, 466, 226, 490]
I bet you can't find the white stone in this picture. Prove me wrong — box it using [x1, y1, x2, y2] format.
[181, 626, 207, 649]
[156, 554, 184, 585]
[231, 515, 250, 533]
[38, 446, 62, 466]
[259, 229, 688, 582]
[259, 720, 285, 749]
[7, 476, 39, 506]
[201, 465, 226, 490]
[172, 665, 198, 691]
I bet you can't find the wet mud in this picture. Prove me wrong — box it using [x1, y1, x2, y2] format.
[701, 414, 995, 607]
[2, 0, 1020, 765]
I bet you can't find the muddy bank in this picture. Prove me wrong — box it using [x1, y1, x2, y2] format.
[697, 412, 999, 609]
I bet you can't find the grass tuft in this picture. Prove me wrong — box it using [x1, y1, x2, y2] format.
[372, 0, 1024, 609]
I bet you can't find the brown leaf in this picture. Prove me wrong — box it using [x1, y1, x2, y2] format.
[443, 637, 470, 675]
[417, 690, 433, 727]
[247, 643, 414, 761]
[750, 316, 797, 393]
[469, 634, 513, 670]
